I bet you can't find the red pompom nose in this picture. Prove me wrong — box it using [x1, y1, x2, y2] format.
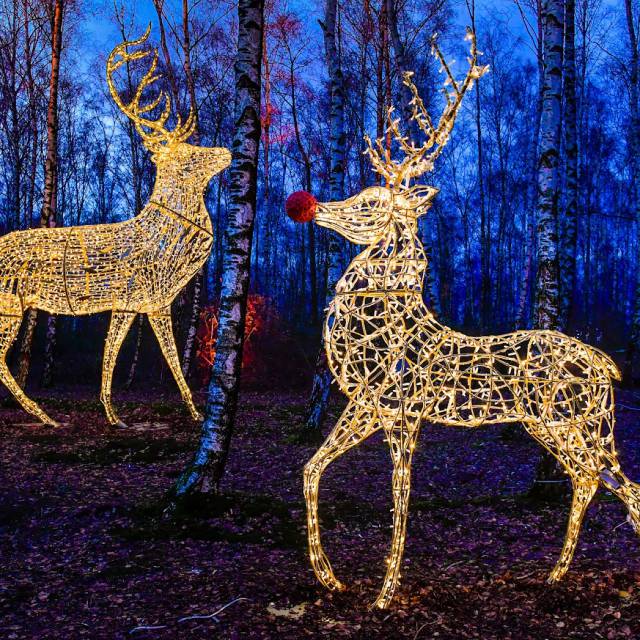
[286, 190, 317, 223]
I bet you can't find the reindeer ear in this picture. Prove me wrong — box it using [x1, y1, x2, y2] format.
[405, 185, 439, 215]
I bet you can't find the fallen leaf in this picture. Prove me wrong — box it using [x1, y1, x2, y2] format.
[266, 603, 308, 620]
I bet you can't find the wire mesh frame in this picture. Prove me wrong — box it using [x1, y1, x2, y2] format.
[0, 28, 231, 427]
[302, 31, 640, 610]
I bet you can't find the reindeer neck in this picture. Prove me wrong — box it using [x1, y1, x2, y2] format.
[147, 167, 210, 230]
[336, 217, 430, 301]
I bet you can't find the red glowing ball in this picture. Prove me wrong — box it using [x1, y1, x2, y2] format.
[286, 190, 317, 223]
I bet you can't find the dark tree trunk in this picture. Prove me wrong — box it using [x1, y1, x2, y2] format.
[19, 0, 64, 389]
[152, 0, 182, 113]
[287, 51, 316, 323]
[624, 0, 640, 383]
[300, 0, 346, 441]
[125, 315, 143, 390]
[23, 0, 39, 231]
[40, 0, 64, 388]
[169, 0, 264, 500]
[467, 5, 490, 332]
[558, 0, 578, 331]
[516, 0, 544, 330]
[180, 0, 204, 379]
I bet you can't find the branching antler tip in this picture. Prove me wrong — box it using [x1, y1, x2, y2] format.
[107, 27, 195, 151]
[364, 31, 486, 187]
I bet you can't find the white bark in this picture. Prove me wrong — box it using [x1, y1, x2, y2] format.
[534, 0, 564, 331]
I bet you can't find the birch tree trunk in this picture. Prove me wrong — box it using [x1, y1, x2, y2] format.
[532, 0, 565, 499]
[169, 0, 264, 500]
[534, 0, 563, 332]
[299, 0, 346, 441]
[18, 0, 64, 389]
[40, 0, 65, 388]
[624, 0, 640, 383]
[558, 0, 578, 331]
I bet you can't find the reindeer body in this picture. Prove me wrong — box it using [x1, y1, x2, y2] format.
[327, 212, 622, 440]
[327, 217, 620, 428]
[0, 185, 212, 317]
[324, 215, 619, 427]
[297, 33, 640, 609]
[0, 30, 230, 427]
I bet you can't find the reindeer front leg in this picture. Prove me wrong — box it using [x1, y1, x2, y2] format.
[304, 401, 380, 592]
[101, 311, 136, 427]
[148, 309, 202, 421]
[374, 414, 420, 609]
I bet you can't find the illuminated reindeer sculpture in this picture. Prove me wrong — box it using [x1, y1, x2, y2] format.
[288, 31, 640, 609]
[0, 28, 231, 427]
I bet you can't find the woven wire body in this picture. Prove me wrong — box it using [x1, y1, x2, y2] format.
[0, 199, 211, 317]
[325, 211, 619, 444]
[0, 31, 230, 427]
[302, 33, 640, 610]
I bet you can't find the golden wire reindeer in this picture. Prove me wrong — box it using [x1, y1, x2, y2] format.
[0, 28, 231, 427]
[288, 30, 640, 609]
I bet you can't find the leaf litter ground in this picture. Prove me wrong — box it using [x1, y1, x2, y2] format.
[2, 388, 640, 638]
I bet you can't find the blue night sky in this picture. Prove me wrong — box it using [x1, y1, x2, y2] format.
[79, 0, 539, 67]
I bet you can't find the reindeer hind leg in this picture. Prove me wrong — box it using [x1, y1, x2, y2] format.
[548, 474, 598, 583]
[100, 311, 136, 427]
[526, 412, 601, 584]
[0, 312, 58, 426]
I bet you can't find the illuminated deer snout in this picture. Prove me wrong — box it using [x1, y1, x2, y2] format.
[286, 185, 438, 245]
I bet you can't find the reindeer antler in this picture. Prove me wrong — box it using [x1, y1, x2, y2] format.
[365, 28, 489, 188]
[107, 25, 195, 152]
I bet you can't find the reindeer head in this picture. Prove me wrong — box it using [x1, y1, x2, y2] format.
[287, 29, 488, 245]
[107, 27, 231, 186]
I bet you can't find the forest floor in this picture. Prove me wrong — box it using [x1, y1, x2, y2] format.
[2, 387, 640, 639]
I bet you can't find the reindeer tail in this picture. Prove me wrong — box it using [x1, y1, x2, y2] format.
[592, 347, 622, 381]
[600, 468, 640, 534]
[622, 481, 640, 534]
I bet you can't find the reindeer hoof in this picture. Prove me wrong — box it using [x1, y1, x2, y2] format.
[111, 420, 129, 429]
[547, 569, 565, 584]
[372, 595, 392, 610]
[318, 573, 345, 592]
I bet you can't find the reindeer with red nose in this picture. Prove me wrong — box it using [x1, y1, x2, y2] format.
[286, 30, 640, 609]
